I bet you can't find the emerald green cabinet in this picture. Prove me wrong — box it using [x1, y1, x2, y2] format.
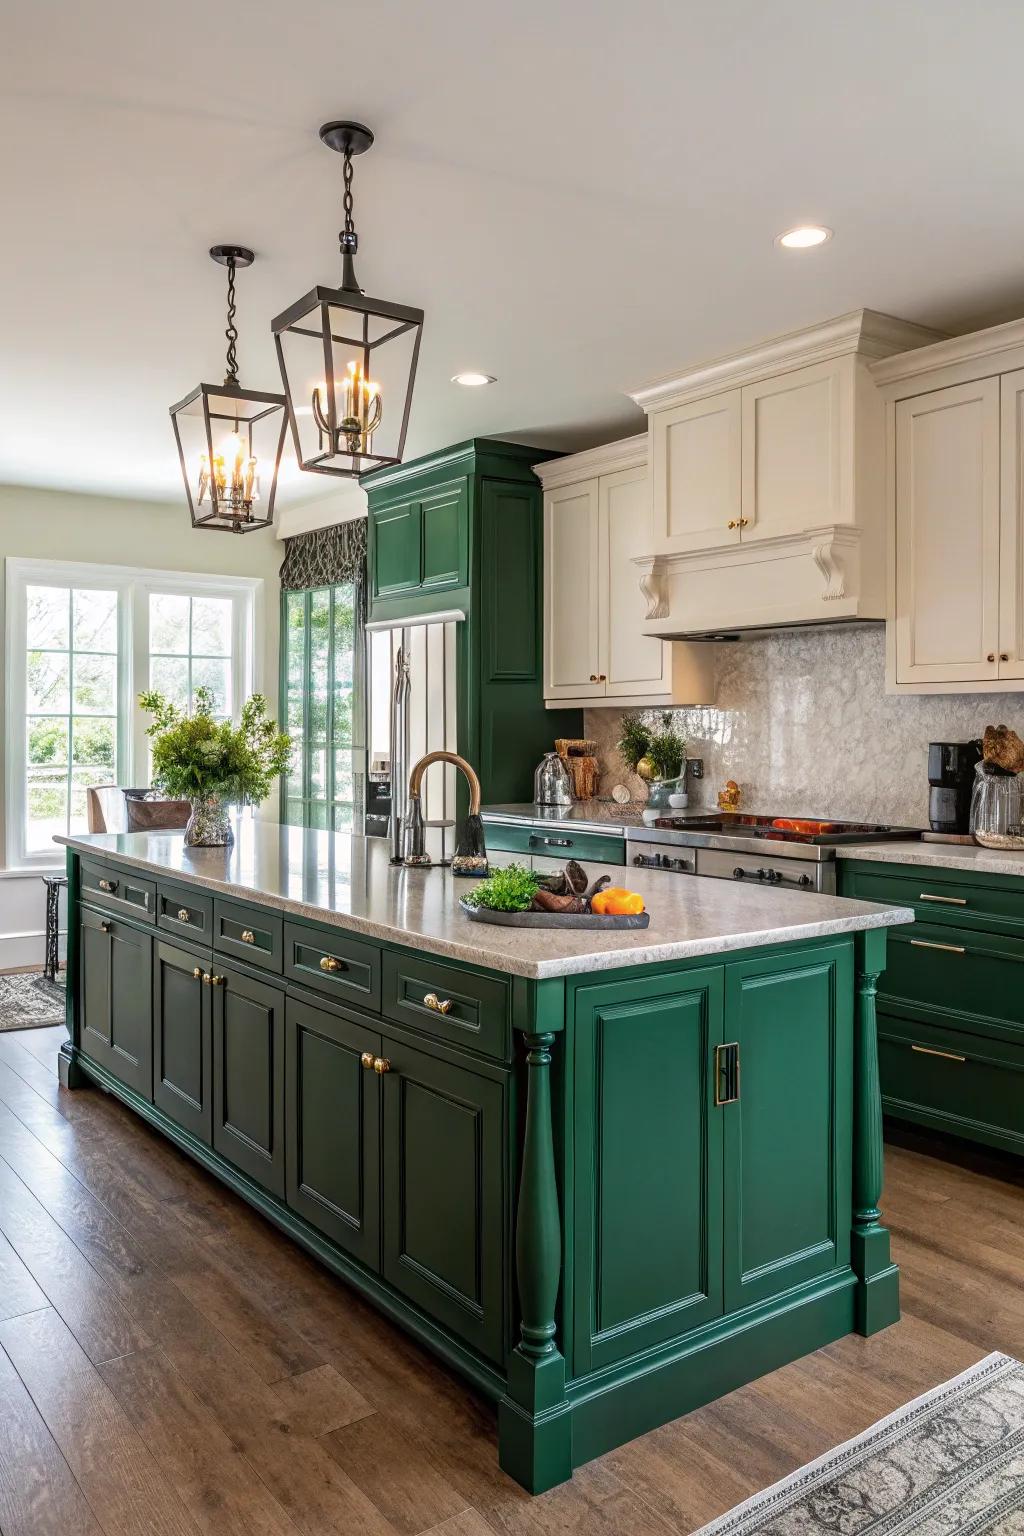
[572, 967, 725, 1373]
[285, 994, 380, 1266]
[381, 1034, 507, 1366]
[212, 963, 285, 1198]
[364, 440, 582, 805]
[723, 945, 852, 1310]
[80, 906, 152, 1099]
[153, 939, 211, 1143]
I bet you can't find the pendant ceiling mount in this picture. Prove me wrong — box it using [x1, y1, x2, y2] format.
[169, 247, 288, 534]
[271, 116, 424, 481]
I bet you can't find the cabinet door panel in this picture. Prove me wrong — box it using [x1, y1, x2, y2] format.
[212, 964, 285, 1197]
[894, 379, 1000, 683]
[573, 967, 725, 1372]
[741, 360, 844, 540]
[652, 391, 741, 553]
[601, 466, 669, 696]
[153, 939, 211, 1142]
[80, 907, 152, 1100]
[420, 478, 469, 592]
[373, 499, 422, 597]
[723, 944, 852, 1312]
[544, 479, 602, 697]
[999, 369, 1024, 680]
[381, 1038, 506, 1364]
[286, 996, 381, 1265]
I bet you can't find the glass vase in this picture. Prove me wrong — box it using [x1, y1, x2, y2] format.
[184, 794, 234, 848]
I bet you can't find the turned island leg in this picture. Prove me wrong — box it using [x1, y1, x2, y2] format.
[851, 928, 900, 1334]
[499, 983, 572, 1493]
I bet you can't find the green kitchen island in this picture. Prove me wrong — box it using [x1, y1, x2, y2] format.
[57, 824, 912, 1493]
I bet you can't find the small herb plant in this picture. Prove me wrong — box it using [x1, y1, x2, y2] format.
[139, 686, 292, 804]
[462, 862, 540, 912]
[617, 711, 686, 780]
[617, 713, 651, 773]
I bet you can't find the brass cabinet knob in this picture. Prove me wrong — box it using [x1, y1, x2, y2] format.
[100, 920, 111, 933]
[320, 955, 341, 973]
[739, 517, 749, 527]
[988, 653, 996, 663]
[240, 929, 255, 944]
[727, 520, 738, 530]
[209, 975, 225, 987]
[423, 992, 453, 1015]
[360, 1051, 375, 1069]
[192, 966, 203, 981]
[1001, 653, 1009, 662]
[589, 674, 599, 682]
[177, 908, 191, 923]
[373, 1056, 391, 1074]
[98, 878, 116, 893]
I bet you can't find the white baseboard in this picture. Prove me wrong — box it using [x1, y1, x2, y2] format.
[0, 930, 67, 970]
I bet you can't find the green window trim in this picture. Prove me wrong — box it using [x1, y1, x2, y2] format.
[279, 583, 366, 832]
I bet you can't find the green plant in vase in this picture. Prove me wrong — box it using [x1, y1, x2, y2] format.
[646, 714, 686, 781]
[139, 686, 292, 847]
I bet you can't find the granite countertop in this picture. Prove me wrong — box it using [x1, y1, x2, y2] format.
[836, 840, 1024, 878]
[57, 824, 913, 981]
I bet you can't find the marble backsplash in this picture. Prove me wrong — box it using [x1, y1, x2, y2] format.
[584, 627, 1024, 829]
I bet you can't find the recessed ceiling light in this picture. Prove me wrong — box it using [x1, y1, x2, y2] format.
[451, 371, 497, 387]
[775, 225, 833, 250]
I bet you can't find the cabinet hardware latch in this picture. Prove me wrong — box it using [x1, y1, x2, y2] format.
[373, 1056, 391, 1074]
[715, 1042, 740, 1105]
[240, 929, 255, 944]
[360, 1051, 375, 1069]
[423, 992, 454, 1015]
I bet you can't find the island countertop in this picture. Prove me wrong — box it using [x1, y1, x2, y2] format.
[57, 824, 914, 980]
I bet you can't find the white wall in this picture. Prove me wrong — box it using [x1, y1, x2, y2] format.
[0, 483, 283, 967]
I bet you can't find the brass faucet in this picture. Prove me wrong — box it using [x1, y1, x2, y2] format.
[403, 751, 489, 877]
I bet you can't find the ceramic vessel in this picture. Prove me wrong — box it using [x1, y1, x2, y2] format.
[184, 793, 234, 847]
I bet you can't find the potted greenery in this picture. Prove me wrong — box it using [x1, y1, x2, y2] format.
[139, 686, 292, 847]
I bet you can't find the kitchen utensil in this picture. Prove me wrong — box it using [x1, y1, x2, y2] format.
[928, 740, 982, 835]
[405, 751, 489, 875]
[534, 751, 573, 807]
[970, 761, 1024, 848]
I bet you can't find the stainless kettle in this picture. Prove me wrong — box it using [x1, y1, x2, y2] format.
[534, 751, 573, 807]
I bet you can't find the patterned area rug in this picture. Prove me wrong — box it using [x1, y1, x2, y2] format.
[0, 972, 66, 1031]
[695, 1352, 1024, 1536]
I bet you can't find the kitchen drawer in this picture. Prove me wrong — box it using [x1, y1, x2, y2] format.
[484, 823, 625, 867]
[213, 900, 283, 973]
[157, 881, 213, 945]
[81, 859, 156, 924]
[382, 950, 510, 1060]
[880, 921, 1024, 1043]
[841, 862, 1024, 938]
[284, 921, 381, 1011]
[880, 1017, 1024, 1154]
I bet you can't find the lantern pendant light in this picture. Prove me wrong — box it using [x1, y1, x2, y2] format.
[271, 121, 424, 479]
[169, 246, 288, 533]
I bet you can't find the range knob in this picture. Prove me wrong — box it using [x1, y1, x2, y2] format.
[767, 869, 782, 884]
[798, 873, 813, 889]
[733, 866, 746, 879]
[633, 855, 645, 866]
[756, 868, 768, 881]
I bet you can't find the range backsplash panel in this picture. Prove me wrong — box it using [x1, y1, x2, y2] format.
[585, 627, 1024, 828]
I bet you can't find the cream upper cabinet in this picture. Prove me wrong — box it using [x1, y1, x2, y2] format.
[539, 440, 715, 709]
[543, 478, 602, 700]
[740, 359, 847, 541]
[892, 380, 1000, 686]
[871, 315, 1024, 693]
[628, 311, 945, 635]
[651, 391, 741, 553]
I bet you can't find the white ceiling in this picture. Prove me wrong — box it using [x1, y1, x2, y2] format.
[4, 0, 1024, 510]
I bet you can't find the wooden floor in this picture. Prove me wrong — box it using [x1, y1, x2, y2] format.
[0, 1024, 1020, 1536]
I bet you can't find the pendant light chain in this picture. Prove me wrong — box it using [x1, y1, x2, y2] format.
[224, 257, 239, 385]
[340, 149, 357, 255]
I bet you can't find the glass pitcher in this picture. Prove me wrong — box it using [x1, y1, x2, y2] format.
[969, 763, 1024, 848]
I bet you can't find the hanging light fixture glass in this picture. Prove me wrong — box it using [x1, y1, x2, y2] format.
[271, 121, 424, 479]
[170, 246, 288, 533]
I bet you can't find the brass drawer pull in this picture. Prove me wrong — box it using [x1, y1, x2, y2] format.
[911, 1044, 966, 1063]
[919, 893, 967, 906]
[909, 938, 966, 954]
[319, 955, 342, 973]
[373, 1056, 391, 1074]
[177, 907, 191, 923]
[360, 1051, 375, 1069]
[192, 966, 203, 981]
[423, 992, 453, 1015]
[209, 974, 225, 987]
[240, 929, 255, 944]
[98, 878, 117, 893]
[100, 920, 111, 933]
[202, 972, 211, 985]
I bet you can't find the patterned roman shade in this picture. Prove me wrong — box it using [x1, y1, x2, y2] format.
[279, 517, 368, 596]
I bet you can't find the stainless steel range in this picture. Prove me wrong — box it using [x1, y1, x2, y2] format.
[626, 814, 922, 895]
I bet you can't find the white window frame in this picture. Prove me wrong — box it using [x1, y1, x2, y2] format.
[5, 558, 262, 870]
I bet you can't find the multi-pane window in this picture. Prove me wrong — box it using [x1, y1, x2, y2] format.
[6, 559, 260, 867]
[23, 585, 120, 854]
[281, 584, 362, 831]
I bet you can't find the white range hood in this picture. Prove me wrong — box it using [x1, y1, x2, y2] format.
[627, 309, 945, 638]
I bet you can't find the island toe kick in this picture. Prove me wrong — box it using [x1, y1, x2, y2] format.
[57, 835, 906, 1493]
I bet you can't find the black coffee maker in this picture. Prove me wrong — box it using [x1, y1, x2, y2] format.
[928, 740, 983, 835]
